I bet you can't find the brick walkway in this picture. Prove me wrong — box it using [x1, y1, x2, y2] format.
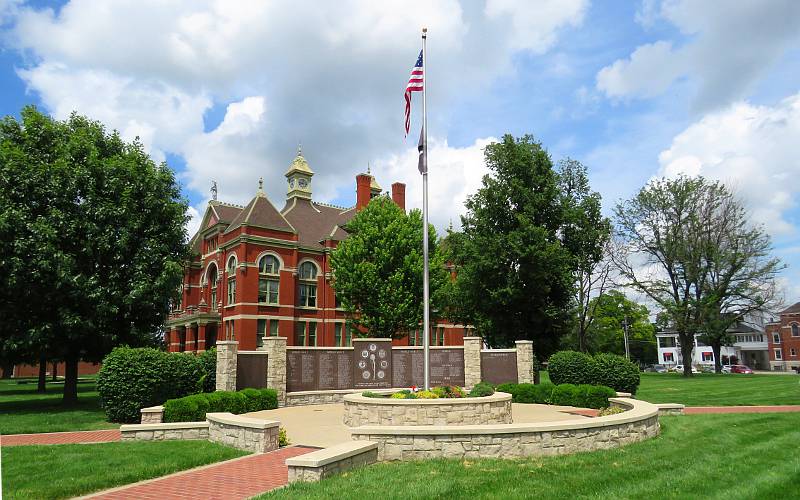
[684, 405, 800, 414]
[85, 445, 316, 500]
[1, 429, 121, 447]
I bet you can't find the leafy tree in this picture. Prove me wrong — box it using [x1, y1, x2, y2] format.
[0, 106, 189, 402]
[576, 291, 657, 365]
[330, 196, 448, 339]
[558, 159, 612, 352]
[448, 135, 599, 360]
[613, 176, 782, 376]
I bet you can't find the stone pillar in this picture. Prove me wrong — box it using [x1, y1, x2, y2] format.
[463, 337, 483, 389]
[264, 336, 287, 405]
[515, 340, 534, 384]
[216, 341, 238, 392]
[197, 322, 207, 352]
[186, 323, 197, 352]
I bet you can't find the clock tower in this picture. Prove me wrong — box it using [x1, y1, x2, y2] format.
[285, 145, 314, 200]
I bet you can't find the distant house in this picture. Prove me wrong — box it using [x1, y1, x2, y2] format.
[655, 322, 769, 370]
[766, 302, 800, 372]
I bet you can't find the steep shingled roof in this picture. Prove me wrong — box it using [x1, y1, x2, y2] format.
[224, 194, 296, 235]
[282, 198, 355, 248]
[780, 301, 800, 315]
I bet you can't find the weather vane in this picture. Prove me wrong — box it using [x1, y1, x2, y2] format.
[211, 180, 218, 201]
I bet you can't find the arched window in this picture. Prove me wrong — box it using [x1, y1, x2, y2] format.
[226, 256, 237, 305]
[207, 264, 219, 311]
[298, 261, 318, 308]
[792, 324, 799, 337]
[258, 255, 280, 304]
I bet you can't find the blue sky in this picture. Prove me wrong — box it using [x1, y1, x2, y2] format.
[1, 0, 800, 301]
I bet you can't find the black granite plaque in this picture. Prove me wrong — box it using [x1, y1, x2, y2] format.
[287, 350, 317, 392]
[353, 339, 392, 389]
[480, 351, 518, 385]
[430, 349, 465, 386]
[392, 349, 425, 388]
[317, 350, 353, 390]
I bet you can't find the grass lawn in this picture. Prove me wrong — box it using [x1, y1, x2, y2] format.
[0, 377, 114, 435]
[262, 413, 800, 500]
[634, 372, 800, 406]
[1, 440, 247, 499]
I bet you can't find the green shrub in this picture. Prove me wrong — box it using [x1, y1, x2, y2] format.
[575, 384, 616, 409]
[390, 392, 407, 399]
[468, 382, 495, 398]
[432, 386, 465, 398]
[98, 347, 210, 423]
[515, 383, 555, 404]
[279, 427, 291, 447]
[548, 351, 594, 386]
[495, 383, 518, 397]
[198, 348, 217, 392]
[361, 391, 382, 398]
[163, 388, 278, 423]
[591, 353, 641, 394]
[550, 383, 579, 407]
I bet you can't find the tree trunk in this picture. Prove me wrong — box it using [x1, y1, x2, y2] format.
[578, 326, 587, 352]
[52, 361, 58, 381]
[711, 341, 723, 374]
[63, 357, 79, 404]
[37, 353, 47, 393]
[680, 335, 694, 377]
[1, 362, 13, 379]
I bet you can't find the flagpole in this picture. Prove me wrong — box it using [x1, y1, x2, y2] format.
[421, 27, 430, 391]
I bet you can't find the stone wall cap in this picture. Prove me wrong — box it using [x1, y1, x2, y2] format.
[350, 398, 658, 436]
[239, 350, 269, 355]
[514, 340, 534, 344]
[121, 421, 208, 432]
[481, 348, 515, 353]
[140, 405, 164, 413]
[286, 346, 353, 351]
[343, 392, 512, 405]
[216, 341, 239, 346]
[463, 336, 483, 340]
[206, 412, 280, 429]
[352, 338, 394, 342]
[285, 441, 377, 467]
[615, 392, 632, 398]
[655, 403, 685, 409]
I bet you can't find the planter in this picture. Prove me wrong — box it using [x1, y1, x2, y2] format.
[343, 392, 512, 427]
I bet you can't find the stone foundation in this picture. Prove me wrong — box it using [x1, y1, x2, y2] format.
[120, 421, 209, 441]
[287, 441, 378, 483]
[342, 392, 513, 427]
[350, 397, 660, 461]
[207, 412, 280, 453]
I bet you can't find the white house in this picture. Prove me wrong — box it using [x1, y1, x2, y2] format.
[655, 324, 768, 369]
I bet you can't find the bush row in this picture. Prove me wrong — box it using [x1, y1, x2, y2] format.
[548, 351, 640, 394]
[97, 347, 217, 423]
[163, 388, 278, 422]
[496, 382, 616, 409]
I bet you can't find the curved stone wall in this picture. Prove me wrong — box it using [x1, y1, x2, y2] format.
[350, 397, 660, 460]
[343, 392, 513, 427]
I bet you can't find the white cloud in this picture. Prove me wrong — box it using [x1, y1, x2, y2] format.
[484, 0, 588, 53]
[372, 136, 498, 232]
[7, 0, 586, 220]
[597, 0, 800, 110]
[657, 92, 800, 236]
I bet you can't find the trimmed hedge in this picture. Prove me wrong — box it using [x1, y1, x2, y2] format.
[548, 351, 594, 386]
[97, 346, 218, 423]
[163, 388, 278, 422]
[547, 350, 641, 394]
[495, 382, 615, 409]
[468, 382, 495, 397]
[592, 353, 641, 394]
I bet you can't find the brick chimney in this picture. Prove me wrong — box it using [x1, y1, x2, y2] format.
[356, 173, 372, 210]
[391, 182, 406, 211]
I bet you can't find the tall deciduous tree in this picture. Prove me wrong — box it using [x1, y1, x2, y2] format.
[614, 176, 782, 376]
[558, 159, 612, 352]
[0, 106, 189, 402]
[330, 196, 448, 339]
[448, 135, 599, 359]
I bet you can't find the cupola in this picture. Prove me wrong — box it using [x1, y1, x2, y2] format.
[285, 145, 313, 200]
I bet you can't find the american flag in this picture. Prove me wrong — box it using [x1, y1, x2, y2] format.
[404, 50, 424, 136]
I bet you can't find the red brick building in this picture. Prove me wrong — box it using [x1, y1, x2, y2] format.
[766, 302, 800, 372]
[166, 149, 465, 352]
